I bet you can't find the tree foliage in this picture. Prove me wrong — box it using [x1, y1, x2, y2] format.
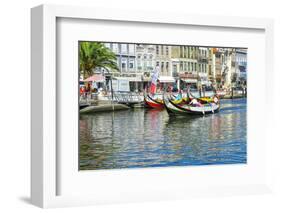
[79, 42, 119, 78]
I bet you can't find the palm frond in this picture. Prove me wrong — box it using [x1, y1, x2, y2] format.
[79, 41, 119, 78]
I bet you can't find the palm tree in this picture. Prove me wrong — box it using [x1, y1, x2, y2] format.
[79, 42, 119, 78]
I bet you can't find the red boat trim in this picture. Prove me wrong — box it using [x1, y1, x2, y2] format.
[147, 94, 163, 105]
[144, 94, 164, 109]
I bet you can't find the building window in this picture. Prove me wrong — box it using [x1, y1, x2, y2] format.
[144, 61, 147, 71]
[129, 59, 134, 70]
[180, 47, 183, 58]
[173, 64, 177, 73]
[156, 61, 160, 67]
[121, 58, 127, 71]
[161, 62, 164, 72]
[193, 47, 196, 59]
[188, 62, 191, 71]
[137, 60, 142, 71]
[128, 44, 134, 55]
[112, 43, 118, 53]
[180, 62, 183, 71]
[143, 54, 147, 59]
[166, 62, 169, 72]
[166, 46, 169, 56]
[156, 46, 159, 55]
[148, 60, 152, 69]
[137, 54, 141, 59]
[192, 47, 195, 59]
[186, 47, 189, 58]
[121, 44, 127, 54]
[122, 63, 126, 70]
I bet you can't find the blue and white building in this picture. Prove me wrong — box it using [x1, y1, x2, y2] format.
[235, 49, 247, 85]
[104, 43, 136, 72]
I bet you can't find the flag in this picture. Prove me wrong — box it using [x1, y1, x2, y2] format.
[150, 66, 160, 94]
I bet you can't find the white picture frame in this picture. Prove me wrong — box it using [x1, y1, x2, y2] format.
[31, 4, 274, 208]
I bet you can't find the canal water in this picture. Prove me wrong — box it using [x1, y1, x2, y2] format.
[79, 98, 247, 170]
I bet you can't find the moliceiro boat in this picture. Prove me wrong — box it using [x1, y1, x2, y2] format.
[144, 92, 190, 109]
[144, 92, 165, 109]
[163, 92, 220, 115]
[144, 65, 165, 109]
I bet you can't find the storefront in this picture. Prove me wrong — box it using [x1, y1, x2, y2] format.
[112, 75, 143, 92]
[199, 73, 212, 86]
[179, 73, 198, 90]
[157, 76, 176, 91]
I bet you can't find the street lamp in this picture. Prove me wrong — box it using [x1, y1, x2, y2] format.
[104, 72, 115, 110]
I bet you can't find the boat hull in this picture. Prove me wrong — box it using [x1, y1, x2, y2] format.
[144, 94, 164, 109]
[164, 94, 220, 116]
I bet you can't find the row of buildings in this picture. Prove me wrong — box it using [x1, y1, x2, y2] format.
[94, 43, 247, 92]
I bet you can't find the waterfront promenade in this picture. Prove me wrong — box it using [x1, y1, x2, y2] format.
[79, 90, 246, 113]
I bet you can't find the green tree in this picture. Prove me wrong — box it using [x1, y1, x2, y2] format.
[79, 42, 119, 78]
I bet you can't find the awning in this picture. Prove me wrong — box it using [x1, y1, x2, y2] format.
[83, 74, 105, 82]
[181, 78, 198, 83]
[113, 76, 142, 82]
[143, 77, 152, 82]
[201, 80, 212, 85]
[158, 76, 175, 83]
[198, 73, 208, 78]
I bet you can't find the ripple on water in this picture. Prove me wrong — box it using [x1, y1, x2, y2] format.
[79, 98, 247, 170]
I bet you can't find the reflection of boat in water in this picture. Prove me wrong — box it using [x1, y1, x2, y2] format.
[163, 90, 220, 116]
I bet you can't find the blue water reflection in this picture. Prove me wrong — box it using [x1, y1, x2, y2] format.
[79, 98, 247, 170]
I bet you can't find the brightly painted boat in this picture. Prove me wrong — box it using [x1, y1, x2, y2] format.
[144, 93, 165, 109]
[163, 92, 220, 116]
[145, 92, 190, 109]
[187, 89, 215, 103]
[170, 93, 189, 104]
